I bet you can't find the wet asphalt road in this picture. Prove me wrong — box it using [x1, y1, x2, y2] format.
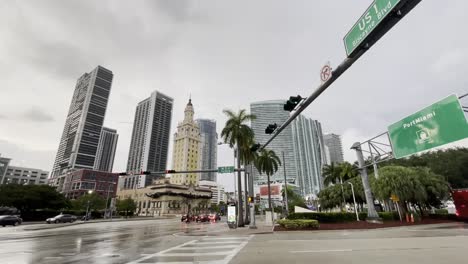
[2, 220, 468, 264]
[230, 222, 468, 264]
[0, 218, 237, 264]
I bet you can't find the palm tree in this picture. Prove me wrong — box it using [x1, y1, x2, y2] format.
[239, 135, 258, 225]
[322, 162, 341, 186]
[254, 149, 281, 215]
[221, 109, 256, 227]
[339, 162, 359, 180]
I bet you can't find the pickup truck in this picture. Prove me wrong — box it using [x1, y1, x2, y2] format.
[452, 189, 468, 221]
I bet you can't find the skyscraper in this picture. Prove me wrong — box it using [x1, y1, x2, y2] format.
[0, 155, 11, 185]
[126, 91, 173, 188]
[291, 115, 327, 196]
[196, 119, 218, 182]
[323, 133, 344, 164]
[51, 66, 113, 178]
[250, 100, 297, 184]
[170, 99, 201, 186]
[94, 127, 118, 172]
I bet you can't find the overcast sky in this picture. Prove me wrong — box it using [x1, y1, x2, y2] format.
[1, 0, 468, 191]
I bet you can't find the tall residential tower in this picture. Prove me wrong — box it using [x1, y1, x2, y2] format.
[250, 100, 297, 184]
[196, 119, 218, 182]
[51, 66, 113, 178]
[94, 127, 118, 172]
[291, 116, 327, 196]
[323, 133, 344, 164]
[125, 91, 173, 188]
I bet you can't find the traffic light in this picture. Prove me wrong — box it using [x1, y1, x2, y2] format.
[248, 196, 254, 203]
[165, 170, 176, 174]
[141, 171, 151, 175]
[118, 172, 128, 176]
[265, 123, 277, 134]
[250, 143, 261, 152]
[283, 95, 303, 112]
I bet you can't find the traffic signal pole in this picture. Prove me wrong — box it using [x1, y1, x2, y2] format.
[260, 0, 421, 151]
[261, 52, 366, 151]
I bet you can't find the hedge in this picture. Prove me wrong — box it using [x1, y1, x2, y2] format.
[277, 219, 319, 229]
[287, 212, 400, 223]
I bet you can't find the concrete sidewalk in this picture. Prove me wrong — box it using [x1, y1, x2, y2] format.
[227, 216, 275, 235]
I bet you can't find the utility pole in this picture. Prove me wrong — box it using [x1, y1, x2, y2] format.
[282, 152, 289, 216]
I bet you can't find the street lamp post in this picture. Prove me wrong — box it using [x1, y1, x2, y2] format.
[348, 182, 359, 221]
[105, 182, 116, 219]
[85, 190, 93, 221]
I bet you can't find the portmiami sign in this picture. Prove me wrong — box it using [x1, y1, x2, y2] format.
[388, 94, 468, 159]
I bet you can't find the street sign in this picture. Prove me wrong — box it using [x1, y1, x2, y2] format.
[344, 0, 401, 57]
[218, 166, 235, 173]
[388, 95, 468, 159]
[320, 63, 332, 83]
[390, 194, 399, 202]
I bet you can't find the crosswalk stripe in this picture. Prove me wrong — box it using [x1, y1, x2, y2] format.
[126, 235, 253, 264]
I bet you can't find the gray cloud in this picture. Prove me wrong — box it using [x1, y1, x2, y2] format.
[1, 1, 468, 190]
[21, 107, 55, 122]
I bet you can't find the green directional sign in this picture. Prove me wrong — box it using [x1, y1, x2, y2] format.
[344, 0, 401, 57]
[388, 95, 468, 159]
[218, 166, 235, 174]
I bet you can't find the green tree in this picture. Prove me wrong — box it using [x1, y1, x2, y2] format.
[254, 149, 281, 213]
[373, 166, 449, 216]
[322, 162, 342, 186]
[0, 184, 70, 213]
[116, 198, 137, 218]
[281, 185, 306, 213]
[71, 192, 106, 212]
[339, 162, 359, 180]
[318, 184, 344, 210]
[221, 109, 256, 227]
[382, 148, 468, 188]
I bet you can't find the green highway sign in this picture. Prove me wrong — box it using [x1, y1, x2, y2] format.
[388, 95, 468, 159]
[344, 0, 401, 57]
[218, 166, 235, 173]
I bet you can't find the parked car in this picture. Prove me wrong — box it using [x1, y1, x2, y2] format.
[46, 214, 77, 224]
[208, 213, 221, 222]
[0, 215, 22, 227]
[196, 214, 209, 222]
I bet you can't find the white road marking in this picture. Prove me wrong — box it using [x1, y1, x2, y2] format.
[195, 241, 244, 245]
[290, 249, 353, 253]
[126, 240, 197, 264]
[174, 245, 239, 250]
[201, 237, 248, 240]
[126, 235, 253, 264]
[221, 235, 253, 264]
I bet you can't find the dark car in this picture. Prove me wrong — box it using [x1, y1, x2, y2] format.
[46, 214, 77, 224]
[196, 214, 209, 222]
[0, 215, 23, 227]
[181, 214, 190, 222]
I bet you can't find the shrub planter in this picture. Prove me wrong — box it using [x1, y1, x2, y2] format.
[276, 219, 319, 231]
